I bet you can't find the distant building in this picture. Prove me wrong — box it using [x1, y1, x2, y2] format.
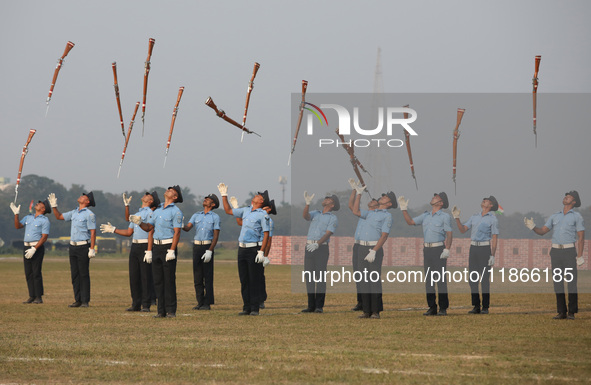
[0, 177, 12, 191]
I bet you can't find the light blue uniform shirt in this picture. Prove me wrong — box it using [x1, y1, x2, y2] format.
[413, 210, 452, 243]
[147, 203, 183, 240]
[233, 207, 270, 243]
[306, 210, 338, 242]
[544, 210, 585, 244]
[259, 217, 274, 241]
[20, 214, 50, 242]
[63, 208, 96, 242]
[128, 206, 153, 240]
[188, 211, 221, 241]
[463, 212, 499, 242]
[354, 218, 366, 241]
[359, 209, 392, 241]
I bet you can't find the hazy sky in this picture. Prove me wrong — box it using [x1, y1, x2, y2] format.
[1, 0, 589, 216]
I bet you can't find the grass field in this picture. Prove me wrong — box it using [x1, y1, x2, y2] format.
[1, 255, 590, 384]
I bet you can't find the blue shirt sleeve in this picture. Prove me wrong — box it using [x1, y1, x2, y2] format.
[544, 215, 555, 230]
[463, 216, 472, 229]
[42, 217, 50, 235]
[412, 212, 427, 225]
[359, 209, 369, 220]
[576, 213, 585, 232]
[232, 207, 246, 218]
[491, 216, 499, 235]
[213, 213, 221, 230]
[173, 209, 183, 229]
[327, 215, 337, 233]
[87, 211, 96, 230]
[443, 213, 453, 232]
[62, 209, 75, 222]
[381, 213, 392, 234]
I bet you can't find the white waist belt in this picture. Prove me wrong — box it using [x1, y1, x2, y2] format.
[70, 240, 89, 246]
[424, 242, 444, 248]
[358, 240, 378, 246]
[24, 241, 38, 247]
[239, 242, 262, 248]
[194, 240, 212, 245]
[154, 239, 173, 245]
[471, 241, 490, 246]
[552, 243, 575, 249]
[132, 239, 149, 244]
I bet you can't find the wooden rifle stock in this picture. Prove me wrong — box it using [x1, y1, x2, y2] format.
[141, 38, 156, 134]
[452, 108, 465, 194]
[205, 97, 260, 136]
[15, 129, 37, 202]
[242, 62, 261, 126]
[112, 62, 125, 138]
[532, 55, 541, 147]
[164, 87, 185, 166]
[403, 105, 418, 190]
[335, 128, 366, 188]
[46, 41, 75, 105]
[117, 102, 140, 178]
[288, 80, 308, 164]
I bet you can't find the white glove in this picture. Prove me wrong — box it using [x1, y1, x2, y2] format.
[306, 242, 319, 252]
[452, 206, 461, 219]
[24, 247, 36, 259]
[348, 178, 358, 190]
[122, 193, 132, 207]
[365, 249, 376, 263]
[398, 196, 409, 211]
[524, 217, 536, 230]
[100, 222, 116, 234]
[488, 255, 495, 266]
[129, 215, 142, 225]
[255, 250, 265, 264]
[144, 250, 152, 264]
[440, 248, 450, 259]
[166, 249, 176, 262]
[229, 196, 239, 209]
[88, 248, 96, 259]
[202, 249, 212, 263]
[217, 183, 228, 197]
[10, 202, 20, 215]
[304, 191, 315, 205]
[354, 183, 366, 196]
[263, 256, 270, 267]
[48, 193, 58, 208]
[577, 256, 584, 266]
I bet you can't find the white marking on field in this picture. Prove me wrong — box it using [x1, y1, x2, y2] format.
[104, 360, 128, 365]
[5, 357, 55, 362]
[397, 352, 487, 360]
[361, 368, 389, 374]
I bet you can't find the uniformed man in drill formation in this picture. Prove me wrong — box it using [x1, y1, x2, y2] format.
[130, 186, 183, 318]
[524, 190, 585, 319]
[10, 199, 52, 304]
[400, 192, 453, 316]
[453, 196, 499, 314]
[49, 191, 97, 308]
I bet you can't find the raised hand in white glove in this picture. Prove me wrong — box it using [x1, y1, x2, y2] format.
[229, 196, 239, 209]
[217, 183, 228, 197]
[88, 248, 96, 259]
[577, 256, 584, 266]
[143, 250, 152, 264]
[354, 183, 366, 196]
[202, 250, 212, 263]
[48, 193, 58, 208]
[440, 248, 450, 259]
[165, 249, 176, 262]
[524, 217, 536, 230]
[398, 196, 409, 211]
[10, 202, 21, 215]
[452, 206, 461, 219]
[488, 255, 495, 266]
[348, 178, 358, 190]
[129, 215, 142, 225]
[100, 222, 116, 234]
[122, 193, 132, 207]
[255, 250, 265, 264]
[365, 249, 376, 263]
[263, 256, 270, 267]
[306, 242, 319, 252]
[304, 191, 315, 206]
[24, 247, 36, 259]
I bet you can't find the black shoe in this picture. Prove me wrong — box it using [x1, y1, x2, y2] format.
[33, 297, 43, 304]
[126, 307, 140, 312]
[567, 313, 575, 320]
[166, 313, 176, 318]
[351, 303, 363, 311]
[250, 311, 259, 316]
[314, 308, 323, 313]
[80, 303, 89, 308]
[238, 311, 250, 316]
[423, 307, 437, 316]
[553, 313, 567, 319]
[259, 302, 265, 309]
[69, 301, 82, 308]
[153, 313, 166, 318]
[199, 305, 211, 310]
[23, 297, 35, 304]
[468, 306, 480, 314]
[437, 309, 447, 316]
[481, 308, 489, 314]
[301, 308, 314, 313]
[358, 312, 371, 319]
[192, 305, 202, 310]
[140, 308, 151, 312]
[370, 312, 381, 319]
